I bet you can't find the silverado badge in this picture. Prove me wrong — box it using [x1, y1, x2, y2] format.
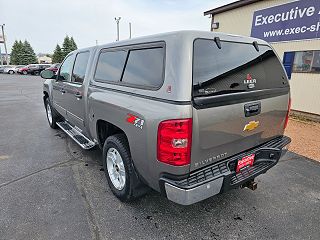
[243, 120, 259, 131]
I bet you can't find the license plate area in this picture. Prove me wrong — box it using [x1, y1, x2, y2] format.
[236, 154, 255, 173]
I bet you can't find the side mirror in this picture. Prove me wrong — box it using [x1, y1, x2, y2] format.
[40, 69, 55, 79]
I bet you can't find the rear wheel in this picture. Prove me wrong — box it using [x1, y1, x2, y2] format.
[22, 70, 27, 75]
[8, 70, 14, 74]
[45, 98, 59, 129]
[103, 134, 148, 201]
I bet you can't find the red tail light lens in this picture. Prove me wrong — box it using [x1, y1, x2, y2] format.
[157, 119, 192, 166]
[284, 98, 291, 129]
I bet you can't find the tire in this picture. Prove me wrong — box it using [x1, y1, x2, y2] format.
[8, 70, 14, 74]
[45, 98, 60, 129]
[103, 134, 148, 201]
[22, 70, 27, 75]
[34, 71, 39, 75]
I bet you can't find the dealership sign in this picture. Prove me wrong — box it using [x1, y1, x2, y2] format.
[251, 0, 320, 42]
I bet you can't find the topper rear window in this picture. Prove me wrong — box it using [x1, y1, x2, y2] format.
[193, 39, 288, 98]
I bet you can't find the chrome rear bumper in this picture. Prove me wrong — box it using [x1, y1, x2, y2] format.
[161, 136, 291, 205]
[164, 177, 224, 205]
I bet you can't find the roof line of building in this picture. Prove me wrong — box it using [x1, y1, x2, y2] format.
[204, 0, 262, 16]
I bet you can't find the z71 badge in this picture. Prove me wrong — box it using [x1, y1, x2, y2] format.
[126, 114, 144, 129]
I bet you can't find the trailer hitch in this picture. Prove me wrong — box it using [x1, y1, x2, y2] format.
[241, 180, 257, 191]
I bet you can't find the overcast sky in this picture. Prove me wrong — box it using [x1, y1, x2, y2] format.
[1, 0, 236, 54]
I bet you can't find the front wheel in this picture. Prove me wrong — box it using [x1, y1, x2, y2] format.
[8, 70, 14, 74]
[103, 134, 148, 201]
[45, 98, 59, 129]
[22, 70, 27, 75]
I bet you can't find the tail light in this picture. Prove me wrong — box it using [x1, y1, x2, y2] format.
[284, 98, 291, 129]
[157, 118, 192, 166]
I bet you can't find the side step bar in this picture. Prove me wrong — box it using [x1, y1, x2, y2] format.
[56, 121, 96, 150]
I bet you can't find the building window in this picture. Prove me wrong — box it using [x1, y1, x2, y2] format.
[292, 50, 320, 73]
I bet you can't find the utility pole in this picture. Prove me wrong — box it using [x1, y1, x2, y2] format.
[114, 17, 121, 41]
[129, 22, 132, 39]
[1, 24, 8, 65]
[96, 40, 98, 46]
[0, 45, 3, 65]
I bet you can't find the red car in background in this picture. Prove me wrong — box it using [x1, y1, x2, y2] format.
[17, 65, 30, 75]
[45, 63, 60, 74]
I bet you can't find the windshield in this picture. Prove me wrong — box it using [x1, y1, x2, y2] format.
[193, 39, 288, 97]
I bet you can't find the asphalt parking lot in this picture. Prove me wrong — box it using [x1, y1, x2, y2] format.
[0, 74, 320, 240]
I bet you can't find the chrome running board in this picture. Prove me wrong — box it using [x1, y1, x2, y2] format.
[56, 121, 96, 150]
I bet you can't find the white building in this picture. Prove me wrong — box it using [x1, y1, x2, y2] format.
[37, 54, 52, 64]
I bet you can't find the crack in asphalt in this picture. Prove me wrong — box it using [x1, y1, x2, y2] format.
[64, 132, 102, 240]
[0, 131, 102, 239]
[72, 165, 102, 240]
[0, 158, 81, 189]
[0, 131, 95, 189]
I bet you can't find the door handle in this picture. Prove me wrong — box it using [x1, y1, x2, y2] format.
[244, 102, 261, 117]
[74, 92, 82, 99]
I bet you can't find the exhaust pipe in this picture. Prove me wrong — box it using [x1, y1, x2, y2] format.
[241, 180, 257, 191]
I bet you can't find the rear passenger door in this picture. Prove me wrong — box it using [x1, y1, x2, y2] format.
[64, 51, 90, 129]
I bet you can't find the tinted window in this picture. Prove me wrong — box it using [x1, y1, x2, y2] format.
[59, 54, 75, 81]
[121, 48, 164, 88]
[95, 50, 127, 82]
[72, 51, 90, 84]
[193, 39, 288, 97]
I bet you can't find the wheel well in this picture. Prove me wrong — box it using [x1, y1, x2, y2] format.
[96, 120, 127, 147]
[43, 91, 49, 104]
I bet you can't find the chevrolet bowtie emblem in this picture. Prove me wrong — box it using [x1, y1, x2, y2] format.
[243, 121, 259, 131]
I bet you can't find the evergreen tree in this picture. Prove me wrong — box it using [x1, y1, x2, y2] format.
[10, 40, 24, 64]
[69, 37, 78, 51]
[10, 39, 38, 65]
[62, 36, 78, 59]
[52, 44, 63, 63]
[10, 40, 19, 64]
[62, 36, 71, 59]
[22, 40, 37, 65]
[17, 40, 24, 64]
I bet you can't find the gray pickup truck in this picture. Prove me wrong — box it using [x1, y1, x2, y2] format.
[41, 31, 291, 205]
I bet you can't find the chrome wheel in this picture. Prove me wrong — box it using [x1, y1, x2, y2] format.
[46, 103, 53, 125]
[106, 147, 126, 190]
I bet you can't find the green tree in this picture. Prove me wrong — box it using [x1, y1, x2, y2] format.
[10, 40, 20, 64]
[62, 36, 71, 59]
[10, 40, 24, 64]
[62, 35, 77, 59]
[21, 40, 37, 65]
[52, 44, 63, 63]
[69, 37, 77, 51]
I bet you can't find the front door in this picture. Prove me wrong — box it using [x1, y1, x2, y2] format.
[52, 54, 75, 118]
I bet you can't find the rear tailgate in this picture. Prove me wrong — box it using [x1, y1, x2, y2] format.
[190, 38, 290, 171]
